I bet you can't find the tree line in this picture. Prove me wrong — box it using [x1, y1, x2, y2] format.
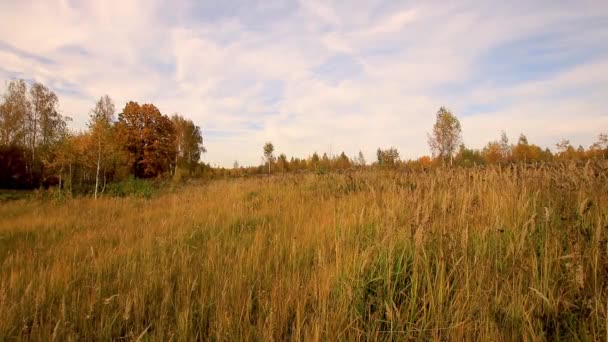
[0, 79, 205, 192]
[227, 107, 607, 177]
[2, 79, 607, 189]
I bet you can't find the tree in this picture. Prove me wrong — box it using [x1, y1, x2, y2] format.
[376, 147, 400, 167]
[335, 151, 351, 170]
[29, 83, 65, 159]
[263, 142, 274, 175]
[427, 107, 462, 166]
[482, 141, 502, 164]
[512, 134, 549, 163]
[594, 133, 608, 159]
[310, 152, 320, 171]
[277, 153, 288, 173]
[29, 82, 69, 183]
[499, 131, 511, 161]
[172, 114, 204, 176]
[555, 139, 574, 160]
[320, 153, 330, 171]
[116, 102, 176, 178]
[0, 79, 29, 147]
[456, 144, 484, 166]
[89, 95, 116, 199]
[0, 145, 30, 188]
[356, 150, 366, 167]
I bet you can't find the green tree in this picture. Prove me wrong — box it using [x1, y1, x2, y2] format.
[376, 147, 400, 168]
[427, 107, 462, 166]
[455, 144, 484, 167]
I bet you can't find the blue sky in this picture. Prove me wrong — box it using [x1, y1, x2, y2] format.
[0, 0, 607, 166]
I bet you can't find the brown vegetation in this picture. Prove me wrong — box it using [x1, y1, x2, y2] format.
[1, 164, 607, 340]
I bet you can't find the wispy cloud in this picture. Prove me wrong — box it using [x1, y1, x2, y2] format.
[0, 0, 606, 166]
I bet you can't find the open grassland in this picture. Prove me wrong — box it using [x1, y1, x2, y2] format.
[1, 165, 608, 340]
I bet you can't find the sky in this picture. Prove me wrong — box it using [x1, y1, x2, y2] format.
[0, 0, 607, 167]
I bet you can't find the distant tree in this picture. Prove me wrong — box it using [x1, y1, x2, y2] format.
[233, 160, 240, 169]
[555, 139, 574, 160]
[512, 134, 550, 163]
[263, 142, 274, 175]
[335, 151, 351, 170]
[172, 114, 204, 176]
[455, 144, 484, 167]
[482, 141, 502, 164]
[277, 153, 288, 173]
[310, 152, 320, 170]
[116, 102, 176, 178]
[594, 133, 608, 159]
[377, 147, 400, 167]
[499, 131, 511, 161]
[418, 155, 432, 167]
[356, 150, 366, 167]
[320, 153, 330, 171]
[518, 134, 528, 145]
[427, 107, 462, 166]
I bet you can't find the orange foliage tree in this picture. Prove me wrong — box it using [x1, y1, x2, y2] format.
[116, 102, 176, 178]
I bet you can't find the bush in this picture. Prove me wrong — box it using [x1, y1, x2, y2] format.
[106, 176, 155, 198]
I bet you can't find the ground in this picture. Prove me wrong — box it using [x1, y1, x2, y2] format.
[1, 166, 607, 340]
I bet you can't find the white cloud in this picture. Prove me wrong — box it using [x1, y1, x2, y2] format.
[0, 0, 606, 166]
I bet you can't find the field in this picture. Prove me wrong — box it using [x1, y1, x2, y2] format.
[1, 165, 607, 340]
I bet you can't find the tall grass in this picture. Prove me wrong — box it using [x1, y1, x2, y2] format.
[1, 164, 607, 340]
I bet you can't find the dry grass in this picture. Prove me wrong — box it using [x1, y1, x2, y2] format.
[1, 164, 608, 340]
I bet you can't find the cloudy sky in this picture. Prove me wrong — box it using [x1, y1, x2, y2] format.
[1, 0, 607, 166]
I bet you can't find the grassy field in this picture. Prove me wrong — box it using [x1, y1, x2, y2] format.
[1, 165, 607, 340]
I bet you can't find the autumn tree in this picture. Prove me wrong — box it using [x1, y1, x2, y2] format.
[29, 83, 66, 164]
[320, 153, 330, 171]
[428, 107, 462, 166]
[555, 139, 575, 160]
[116, 102, 176, 178]
[482, 141, 502, 164]
[511, 134, 551, 163]
[172, 114, 205, 176]
[277, 153, 288, 173]
[263, 142, 274, 175]
[590, 133, 608, 159]
[335, 151, 351, 170]
[0, 79, 29, 147]
[88, 95, 116, 198]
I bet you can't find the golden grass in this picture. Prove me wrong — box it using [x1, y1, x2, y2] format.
[1, 165, 607, 340]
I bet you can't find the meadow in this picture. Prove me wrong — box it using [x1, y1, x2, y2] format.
[1, 164, 607, 340]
